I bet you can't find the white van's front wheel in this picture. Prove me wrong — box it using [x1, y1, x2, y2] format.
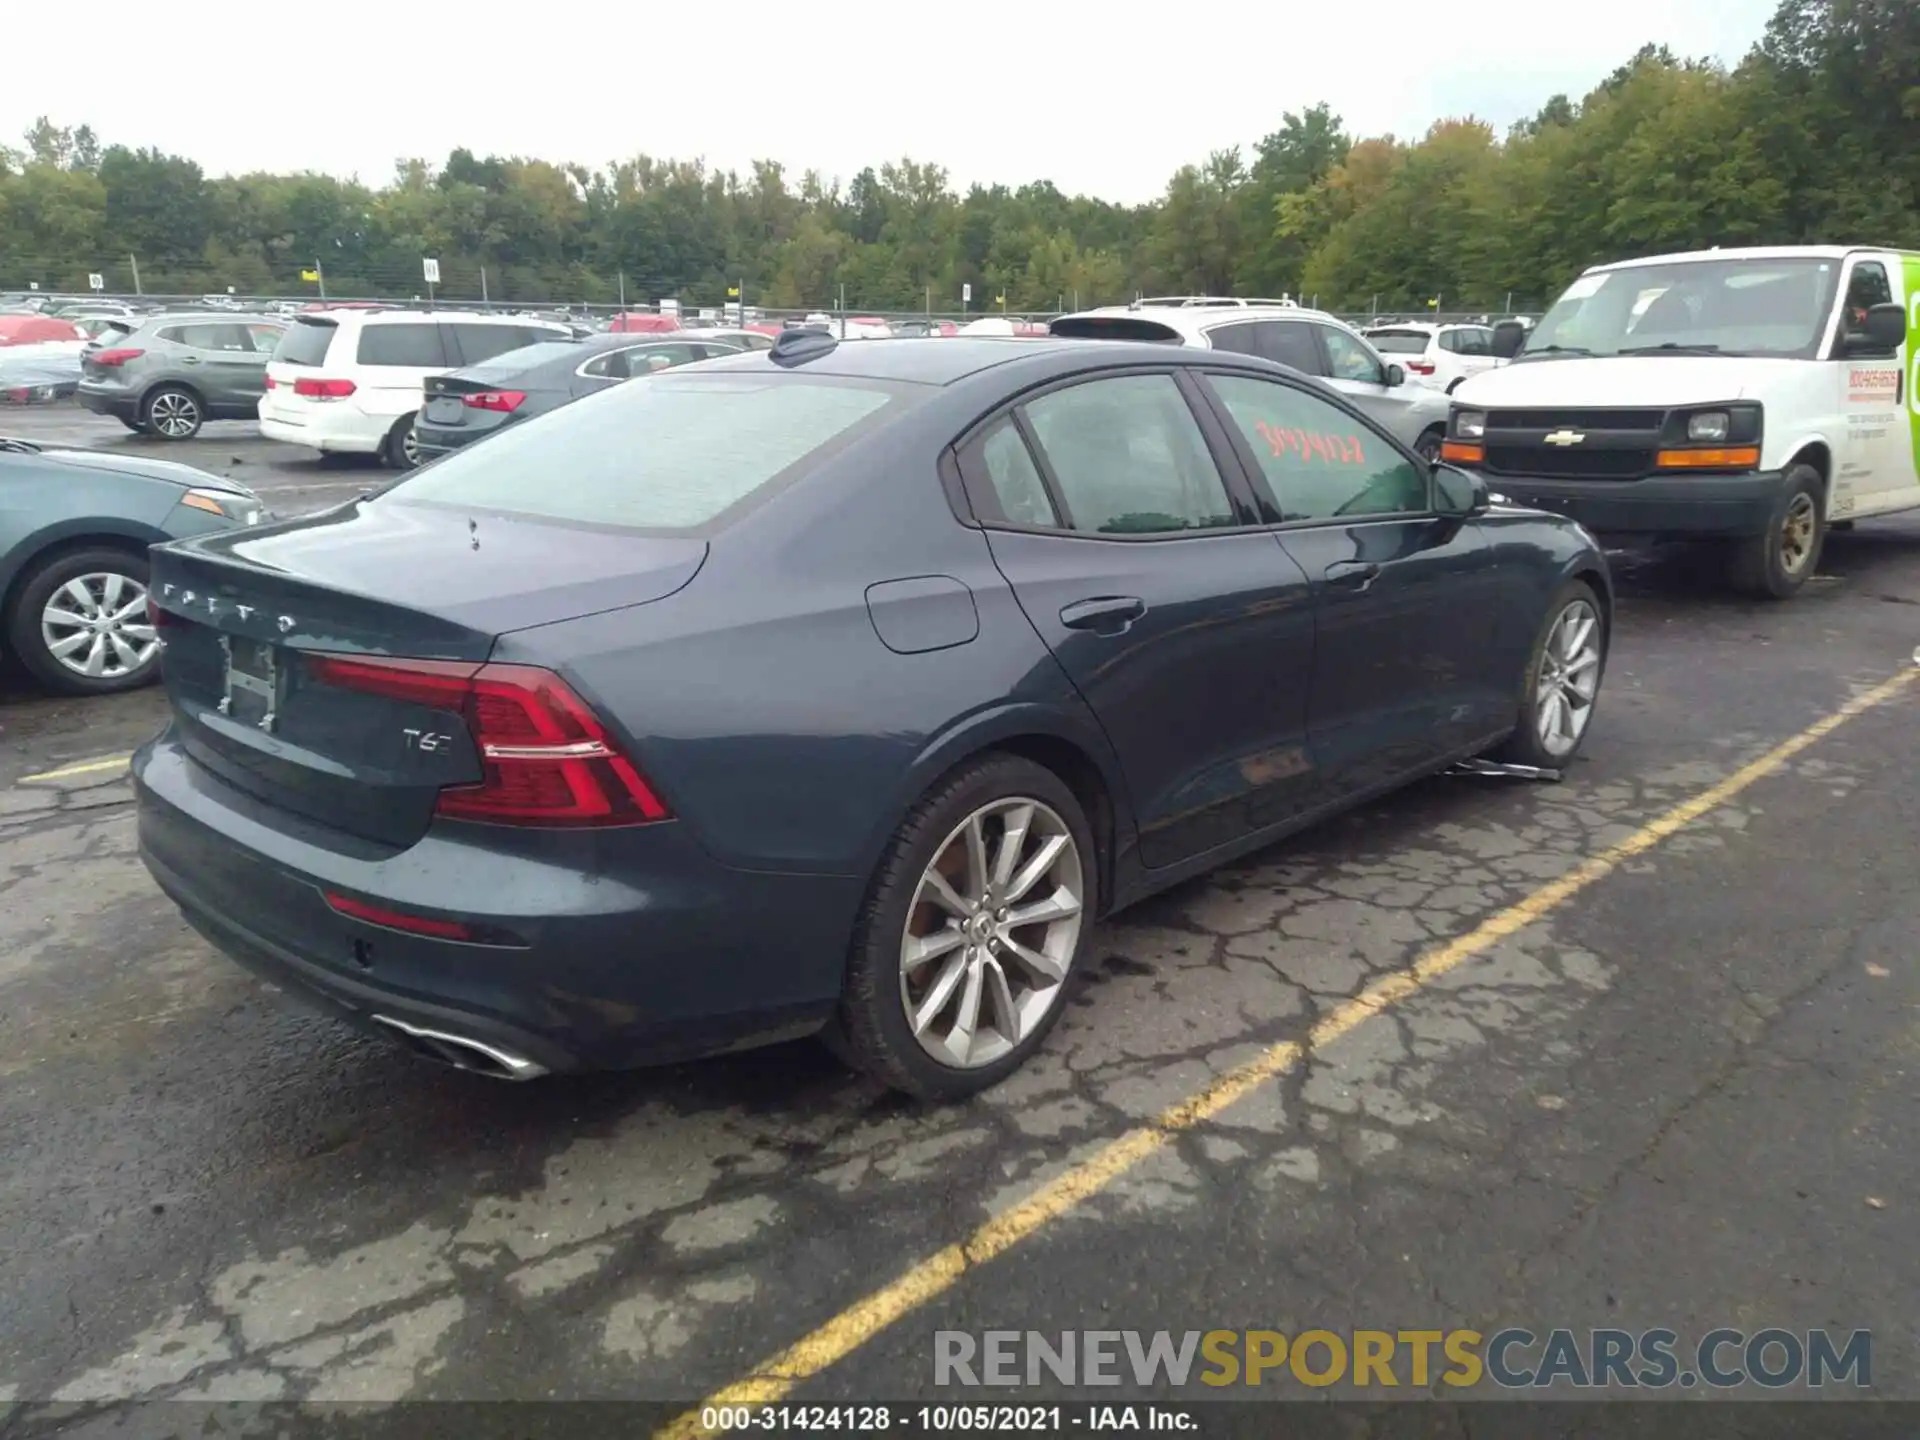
[1727, 465, 1825, 600]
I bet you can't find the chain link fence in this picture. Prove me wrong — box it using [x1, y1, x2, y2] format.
[2, 253, 1544, 327]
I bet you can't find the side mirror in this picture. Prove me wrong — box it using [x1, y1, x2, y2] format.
[1844, 301, 1906, 355]
[1433, 463, 1490, 519]
[1490, 320, 1527, 358]
[1383, 363, 1406, 387]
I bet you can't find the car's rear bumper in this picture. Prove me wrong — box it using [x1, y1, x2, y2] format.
[77, 384, 138, 421]
[412, 418, 492, 458]
[1478, 469, 1787, 538]
[133, 729, 859, 1074]
[258, 399, 385, 454]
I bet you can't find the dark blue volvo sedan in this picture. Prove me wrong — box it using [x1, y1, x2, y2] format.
[133, 332, 1611, 1098]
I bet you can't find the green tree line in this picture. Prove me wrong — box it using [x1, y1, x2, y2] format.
[1, 0, 1912, 311]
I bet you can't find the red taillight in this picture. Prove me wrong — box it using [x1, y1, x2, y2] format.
[462, 390, 526, 413]
[293, 377, 357, 398]
[263, 375, 276, 389]
[92, 347, 144, 367]
[1406, 360, 1436, 375]
[306, 655, 671, 827]
[324, 892, 473, 940]
[147, 597, 180, 630]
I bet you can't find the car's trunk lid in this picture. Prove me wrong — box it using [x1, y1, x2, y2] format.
[151, 499, 706, 848]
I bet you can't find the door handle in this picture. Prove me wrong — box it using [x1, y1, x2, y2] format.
[179, 356, 201, 365]
[1324, 561, 1382, 593]
[1059, 595, 1146, 632]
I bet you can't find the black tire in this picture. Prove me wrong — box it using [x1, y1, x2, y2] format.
[142, 385, 204, 440]
[118, 415, 149, 434]
[1725, 464, 1823, 599]
[1492, 578, 1607, 769]
[1445, 378, 1465, 395]
[832, 753, 1099, 1100]
[381, 415, 419, 470]
[1414, 427, 1444, 464]
[6, 546, 161, 696]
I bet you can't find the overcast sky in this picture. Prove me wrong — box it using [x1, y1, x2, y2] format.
[9, 0, 1778, 203]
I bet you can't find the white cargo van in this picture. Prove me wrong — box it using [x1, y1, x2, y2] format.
[1446, 246, 1916, 596]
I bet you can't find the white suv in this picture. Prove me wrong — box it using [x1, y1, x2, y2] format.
[260, 310, 570, 466]
[1363, 322, 1506, 393]
[1050, 300, 1452, 460]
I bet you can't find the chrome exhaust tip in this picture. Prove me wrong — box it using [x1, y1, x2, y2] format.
[370, 1014, 548, 1080]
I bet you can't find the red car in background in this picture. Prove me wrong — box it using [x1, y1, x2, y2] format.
[0, 315, 88, 347]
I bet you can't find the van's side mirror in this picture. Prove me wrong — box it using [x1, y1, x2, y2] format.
[1433, 463, 1490, 518]
[1845, 302, 1906, 355]
[1383, 362, 1406, 387]
[1490, 320, 1527, 359]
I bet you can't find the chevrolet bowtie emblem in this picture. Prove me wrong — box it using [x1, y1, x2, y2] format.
[1543, 429, 1586, 446]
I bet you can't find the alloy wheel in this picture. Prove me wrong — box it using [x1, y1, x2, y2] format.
[1778, 492, 1818, 577]
[40, 572, 159, 680]
[899, 797, 1084, 1069]
[400, 423, 421, 467]
[147, 391, 199, 439]
[1534, 599, 1601, 758]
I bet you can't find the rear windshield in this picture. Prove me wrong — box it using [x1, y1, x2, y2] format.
[384, 373, 912, 532]
[274, 319, 337, 366]
[1364, 330, 1432, 353]
[1048, 316, 1183, 343]
[454, 339, 582, 380]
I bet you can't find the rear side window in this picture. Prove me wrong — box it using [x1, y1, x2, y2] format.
[1208, 320, 1322, 373]
[1020, 375, 1237, 535]
[357, 323, 449, 367]
[1365, 330, 1432, 354]
[385, 374, 909, 531]
[163, 323, 255, 351]
[274, 319, 337, 366]
[975, 419, 1058, 528]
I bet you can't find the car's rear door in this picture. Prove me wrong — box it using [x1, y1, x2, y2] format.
[956, 369, 1321, 869]
[1196, 368, 1510, 799]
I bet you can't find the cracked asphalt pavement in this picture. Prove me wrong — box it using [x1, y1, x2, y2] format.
[1, 407, 1916, 1416]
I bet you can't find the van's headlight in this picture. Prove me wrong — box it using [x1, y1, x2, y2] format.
[1453, 409, 1487, 440]
[1686, 411, 1731, 442]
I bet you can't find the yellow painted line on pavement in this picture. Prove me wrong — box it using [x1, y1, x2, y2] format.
[18, 753, 133, 785]
[659, 665, 1917, 1438]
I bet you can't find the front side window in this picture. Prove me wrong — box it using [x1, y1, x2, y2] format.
[448, 324, 556, 366]
[1320, 327, 1387, 385]
[1208, 373, 1427, 522]
[1841, 262, 1893, 328]
[1020, 374, 1237, 536]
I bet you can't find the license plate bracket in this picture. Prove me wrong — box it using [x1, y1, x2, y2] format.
[219, 635, 281, 732]
[424, 398, 465, 424]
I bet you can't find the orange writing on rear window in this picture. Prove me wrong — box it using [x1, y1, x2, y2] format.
[1253, 420, 1365, 465]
